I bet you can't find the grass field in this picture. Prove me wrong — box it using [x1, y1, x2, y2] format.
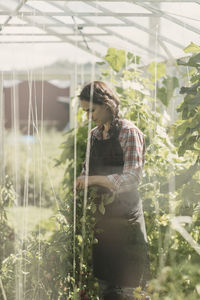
[6, 206, 57, 239]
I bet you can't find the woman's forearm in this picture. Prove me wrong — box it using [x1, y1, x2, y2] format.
[90, 175, 117, 191]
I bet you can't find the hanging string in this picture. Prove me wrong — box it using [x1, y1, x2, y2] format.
[152, 24, 163, 277]
[36, 59, 44, 288]
[132, 47, 140, 129]
[72, 24, 78, 285]
[153, 25, 158, 135]
[79, 62, 96, 292]
[78, 3, 99, 286]
[32, 76, 38, 209]
[12, 71, 20, 207]
[81, 63, 84, 88]
[14, 10, 24, 300]
[22, 67, 33, 299]
[0, 71, 5, 187]
[0, 76, 6, 300]
[12, 70, 21, 297]
[183, 21, 191, 88]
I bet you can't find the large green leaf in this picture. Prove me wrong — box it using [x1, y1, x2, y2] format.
[157, 87, 168, 106]
[147, 62, 166, 80]
[185, 92, 200, 110]
[102, 194, 115, 206]
[98, 200, 105, 215]
[180, 82, 200, 95]
[163, 76, 179, 90]
[127, 52, 140, 64]
[184, 42, 200, 54]
[189, 53, 200, 66]
[177, 53, 200, 68]
[96, 61, 106, 65]
[104, 48, 126, 72]
[157, 76, 179, 107]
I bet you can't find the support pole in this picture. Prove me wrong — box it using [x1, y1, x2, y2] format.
[0, 74, 5, 186]
[69, 72, 76, 129]
[12, 79, 20, 205]
[148, 3, 160, 60]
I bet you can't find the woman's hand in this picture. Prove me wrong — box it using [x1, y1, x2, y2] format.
[76, 176, 95, 190]
[76, 175, 117, 192]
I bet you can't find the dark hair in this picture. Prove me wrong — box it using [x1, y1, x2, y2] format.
[79, 81, 121, 138]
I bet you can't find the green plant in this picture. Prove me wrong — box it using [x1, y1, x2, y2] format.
[0, 177, 15, 270]
[56, 121, 115, 298]
[0, 177, 16, 300]
[174, 42, 200, 157]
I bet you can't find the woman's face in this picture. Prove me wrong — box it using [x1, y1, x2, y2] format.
[80, 99, 111, 126]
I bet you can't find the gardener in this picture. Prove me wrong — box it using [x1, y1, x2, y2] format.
[76, 81, 151, 300]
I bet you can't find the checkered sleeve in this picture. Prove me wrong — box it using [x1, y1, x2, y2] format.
[107, 127, 145, 193]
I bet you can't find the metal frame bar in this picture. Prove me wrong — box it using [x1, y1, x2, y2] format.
[0, 33, 109, 36]
[28, 0, 200, 2]
[1, 0, 28, 28]
[52, 1, 166, 59]
[24, 1, 111, 50]
[0, 41, 99, 43]
[0, 11, 155, 17]
[0, 1, 103, 59]
[0, 23, 169, 27]
[10, 1, 165, 59]
[135, 2, 200, 35]
[51, 2, 135, 53]
[85, 2, 178, 63]
[17, 0, 115, 52]
[88, 1, 184, 49]
[88, 2, 181, 63]
[2, 71, 93, 80]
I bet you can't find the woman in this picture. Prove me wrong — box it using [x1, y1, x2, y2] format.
[76, 81, 150, 300]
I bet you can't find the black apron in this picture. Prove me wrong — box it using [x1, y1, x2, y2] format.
[89, 130, 150, 289]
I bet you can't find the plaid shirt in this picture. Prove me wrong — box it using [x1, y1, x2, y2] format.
[80, 119, 145, 193]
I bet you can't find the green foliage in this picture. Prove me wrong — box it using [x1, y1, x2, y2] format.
[55, 118, 116, 298]
[184, 42, 200, 54]
[157, 76, 179, 107]
[104, 48, 126, 72]
[127, 52, 141, 65]
[147, 62, 166, 81]
[174, 43, 200, 156]
[146, 62, 179, 108]
[177, 42, 200, 68]
[1, 188, 105, 300]
[147, 263, 200, 300]
[57, 188, 103, 299]
[0, 177, 15, 272]
[1, 232, 69, 300]
[56, 125, 88, 188]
